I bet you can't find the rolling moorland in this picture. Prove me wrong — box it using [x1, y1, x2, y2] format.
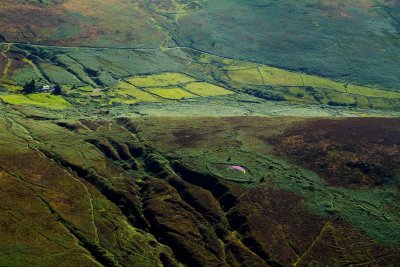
[0, 0, 400, 266]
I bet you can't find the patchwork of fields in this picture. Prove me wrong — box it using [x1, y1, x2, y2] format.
[0, 0, 399, 112]
[1, 43, 400, 112]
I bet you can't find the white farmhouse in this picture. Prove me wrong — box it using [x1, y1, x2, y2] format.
[41, 85, 54, 92]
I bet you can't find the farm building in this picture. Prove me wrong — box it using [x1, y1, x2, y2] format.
[41, 85, 54, 92]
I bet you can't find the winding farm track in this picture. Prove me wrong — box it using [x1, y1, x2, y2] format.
[0, 38, 276, 69]
[0, 41, 233, 62]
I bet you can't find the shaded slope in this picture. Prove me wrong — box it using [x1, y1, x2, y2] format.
[0, 116, 179, 266]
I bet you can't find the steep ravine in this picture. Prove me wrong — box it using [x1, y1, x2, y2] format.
[45, 117, 276, 266]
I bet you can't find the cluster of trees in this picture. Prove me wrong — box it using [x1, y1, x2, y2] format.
[22, 80, 37, 94]
[22, 80, 63, 95]
[243, 87, 285, 101]
[305, 86, 324, 102]
[328, 100, 357, 107]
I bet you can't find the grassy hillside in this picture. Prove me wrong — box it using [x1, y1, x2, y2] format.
[1, 0, 399, 93]
[0, 0, 168, 47]
[1, 43, 400, 112]
[175, 0, 400, 90]
[0, 0, 400, 266]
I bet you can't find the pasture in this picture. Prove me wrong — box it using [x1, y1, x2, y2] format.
[0, 93, 71, 109]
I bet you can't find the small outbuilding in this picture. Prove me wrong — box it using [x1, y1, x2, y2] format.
[41, 85, 54, 92]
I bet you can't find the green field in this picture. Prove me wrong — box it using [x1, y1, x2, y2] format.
[147, 87, 197, 100]
[0, 93, 71, 109]
[184, 82, 234, 96]
[113, 81, 158, 102]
